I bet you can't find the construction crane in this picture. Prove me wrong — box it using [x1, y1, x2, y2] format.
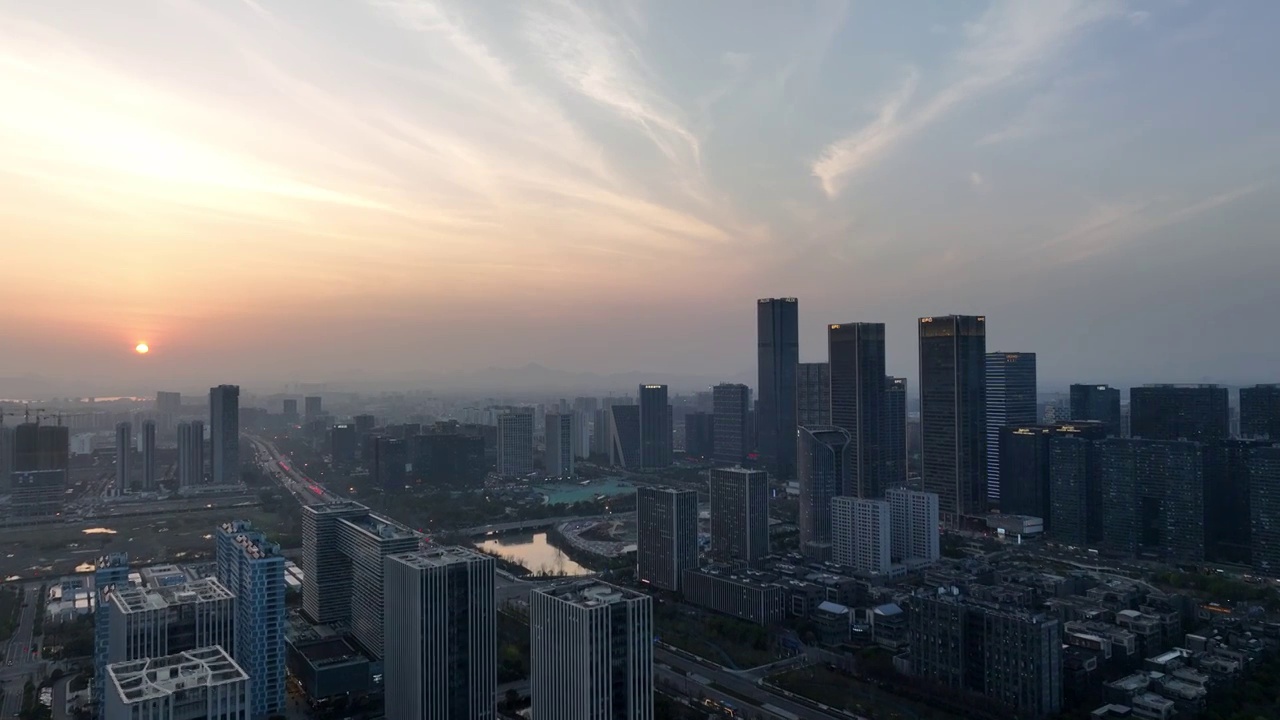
[0, 406, 45, 425]
[35, 411, 91, 427]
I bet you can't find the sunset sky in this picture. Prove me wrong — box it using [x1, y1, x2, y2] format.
[2, 0, 1278, 393]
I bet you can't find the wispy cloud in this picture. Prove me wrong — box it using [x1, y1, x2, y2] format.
[813, 0, 1123, 197]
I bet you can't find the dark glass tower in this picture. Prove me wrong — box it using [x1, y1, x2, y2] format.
[712, 383, 750, 465]
[918, 315, 987, 523]
[1099, 438, 1205, 561]
[210, 384, 240, 486]
[1203, 440, 1271, 566]
[797, 362, 831, 427]
[998, 422, 1104, 526]
[638, 384, 672, 469]
[1130, 384, 1229, 443]
[683, 412, 714, 459]
[1049, 436, 1105, 547]
[796, 425, 851, 559]
[636, 487, 698, 591]
[828, 323, 886, 498]
[985, 352, 1038, 504]
[757, 298, 799, 479]
[1069, 384, 1122, 437]
[1240, 384, 1280, 440]
[883, 377, 907, 490]
[1250, 446, 1280, 576]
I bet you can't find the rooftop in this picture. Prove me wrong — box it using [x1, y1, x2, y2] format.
[108, 646, 246, 704]
[111, 577, 232, 614]
[338, 512, 418, 541]
[388, 546, 489, 570]
[539, 581, 647, 608]
[303, 500, 371, 517]
[296, 637, 366, 668]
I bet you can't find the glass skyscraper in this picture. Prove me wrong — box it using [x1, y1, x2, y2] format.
[757, 298, 798, 479]
[1240, 384, 1280, 440]
[1069, 384, 1122, 437]
[209, 384, 240, 486]
[1130, 384, 1229, 443]
[883, 377, 908, 489]
[985, 352, 1037, 504]
[637, 384, 672, 469]
[918, 315, 987, 524]
[797, 425, 851, 559]
[712, 383, 750, 465]
[828, 322, 886, 498]
[216, 521, 286, 720]
[797, 362, 830, 427]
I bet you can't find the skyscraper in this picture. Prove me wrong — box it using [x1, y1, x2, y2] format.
[918, 315, 987, 523]
[545, 413, 575, 478]
[683, 412, 713, 459]
[831, 496, 891, 574]
[384, 548, 496, 720]
[1249, 446, 1280, 576]
[635, 487, 697, 592]
[985, 352, 1037, 503]
[797, 425, 851, 558]
[712, 383, 750, 465]
[496, 409, 534, 477]
[282, 398, 299, 422]
[1047, 436, 1105, 547]
[115, 422, 131, 495]
[607, 405, 640, 469]
[757, 298, 799, 479]
[709, 467, 769, 566]
[883, 377, 908, 489]
[154, 391, 182, 414]
[797, 362, 830, 427]
[886, 487, 940, 564]
[998, 422, 1105, 524]
[1069, 384, 1122, 437]
[1240, 384, 1280, 440]
[210, 385, 240, 486]
[0, 424, 12, 490]
[93, 552, 130, 718]
[828, 322, 886, 499]
[107, 579, 236, 664]
[300, 501, 420, 659]
[141, 420, 156, 491]
[10, 423, 68, 515]
[177, 421, 204, 487]
[215, 522, 286, 720]
[304, 395, 323, 420]
[1130, 384, 1229, 443]
[1099, 438, 1205, 561]
[531, 582, 653, 720]
[638, 384, 672, 469]
[1202, 440, 1271, 566]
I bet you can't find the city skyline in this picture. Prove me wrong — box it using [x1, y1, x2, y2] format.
[2, 1, 1279, 392]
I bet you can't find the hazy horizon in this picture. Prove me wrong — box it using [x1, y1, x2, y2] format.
[3, 1, 1278, 394]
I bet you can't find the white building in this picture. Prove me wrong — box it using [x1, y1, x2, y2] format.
[832, 497, 891, 575]
[887, 488, 940, 564]
[104, 646, 248, 720]
[384, 548, 496, 720]
[108, 579, 235, 665]
[531, 582, 653, 720]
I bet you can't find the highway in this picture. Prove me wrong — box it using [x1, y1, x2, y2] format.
[463, 512, 635, 538]
[247, 436, 337, 506]
[0, 585, 42, 718]
[656, 648, 849, 720]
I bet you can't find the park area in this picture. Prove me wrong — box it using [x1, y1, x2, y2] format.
[654, 603, 780, 670]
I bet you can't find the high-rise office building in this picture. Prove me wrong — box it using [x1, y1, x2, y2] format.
[304, 396, 323, 420]
[1240, 384, 1280, 440]
[496, 409, 534, 477]
[712, 383, 750, 465]
[918, 315, 987, 523]
[883, 378, 908, 491]
[1130, 384, 1229, 443]
[998, 422, 1105, 524]
[94, 553, 131, 717]
[985, 352, 1037, 503]
[546, 413, 575, 478]
[300, 501, 420, 659]
[797, 362, 830, 427]
[1249, 446, 1280, 576]
[1202, 440, 1272, 566]
[282, 399, 299, 422]
[177, 421, 204, 487]
[607, 405, 640, 469]
[210, 385, 240, 486]
[709, 467, 769, 566]
[330, 423, 357, 467]
[104, 646, 249, 720]
[154, 391, 182, 415]
[141, 420, 156, 491]
[353, 413, 376, 435]
[886, 488, 940, 564]
[909, 595, 1062, 719]
[1099, 438, 1205, 561]
[216, 521, 286, 720]
[638, 384, 672, 469]
[107, 579, 236, 664]
[10, 422, 69, 515]
[636, 487, 697, 592]
[829, 322, 887, 498]
[1069, 384, 1122, 437]
[796, 425, 851, 558]
[683, 412, 713, 458]
[384, 548, 496, 720]
[531, 582, 653, 720]
[757, 298, 799, 479]
[831, 496, 890, 574]
[373, 436, 407, 491]
[115, 422, 131, 495]
[1047, 436, 1105, 547]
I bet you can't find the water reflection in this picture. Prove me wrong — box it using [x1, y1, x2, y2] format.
[474, 532, 589, 577]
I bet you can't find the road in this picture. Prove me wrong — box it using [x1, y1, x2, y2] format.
[248, 436, 338, 506]
[656, 648, 848, 720]
[464, 512, 635, 538]
[0, 585, 43, 718]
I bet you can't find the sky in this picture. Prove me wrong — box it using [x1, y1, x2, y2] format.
[2, 0, 1279, 394]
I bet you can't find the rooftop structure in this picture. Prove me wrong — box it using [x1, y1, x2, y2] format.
[105, 646, 248, 720]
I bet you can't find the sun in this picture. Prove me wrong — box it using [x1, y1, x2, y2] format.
[135, 342, 150, 355]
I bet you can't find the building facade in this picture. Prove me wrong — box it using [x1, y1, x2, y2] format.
[828, 322, 887, 499]
[887, 488, 940, 564]
[1130, 384, 1229, 443]
[496, 409, 534, 477]
[1240, 384, 1280, 440]
[797, 362, 831, 427]
[384, 548, 496, 720]
[635, 487, 698, 592]
[215, 521, 286, 720]
[637, 385, 672, 469]
[545, 413, 575, 479]
[832, 497, 891, 574]
[104, 646, 249, 720]
[918, 315, 987, 523]
[94, 553, 131, 718]
[998, 422, 1105, 525]
[1069, 384, 1122, 437]
[683, 412, 713, 459]
[177, 421, 204, 487]
[712, 383, 750, 465]
[1249, 446, 1280, 576]
[797, 425, 851, 558]
[985, 352, 1038, 503]
[107, 579, 235, 665]
[883, 377, 908, 489]
[531, 583, 653, 720]
[757, 298, 799, 479]
[1099, 439, 1206, 561]
[115, 422, 131, 495]
[209, 385, 240, 486]
[709, 467, 769, 566]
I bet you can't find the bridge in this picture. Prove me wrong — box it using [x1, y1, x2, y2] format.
[462, 511, 634, 537]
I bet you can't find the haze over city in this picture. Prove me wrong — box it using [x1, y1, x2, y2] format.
[3, 0, 1279, 395]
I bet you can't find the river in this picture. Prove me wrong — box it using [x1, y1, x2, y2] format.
[474, 532, 591, 576]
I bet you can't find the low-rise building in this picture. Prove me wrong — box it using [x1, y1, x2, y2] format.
[681, 565, 787, 626]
